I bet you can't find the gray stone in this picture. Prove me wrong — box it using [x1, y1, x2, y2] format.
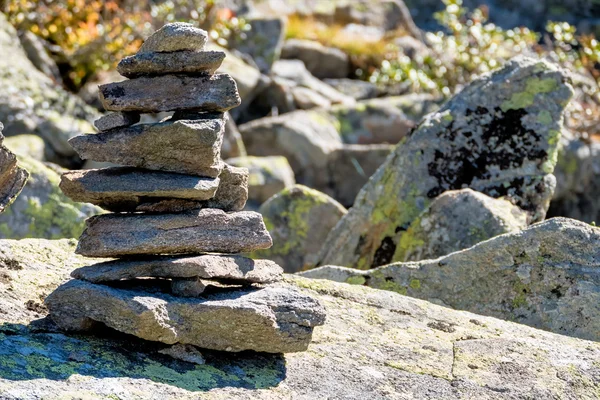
[71, 254, 282, 284]
[281, 39, 350, 79]
[139, 22, 207, 53]
[397, 188, 528, 262]
[171, 278, 208, 297]
[325, 144, 394, 207]
[254, 185, 347, 273]
[227, 156, 295, 208]
[69, 115, 225, 177]
[136, 164, 249, 213]
[304, 217, 600, 342]
[158, 344, 205, 365]
[99, 74, 241, 113]
[317, 57, 573, 269]
[117, 50, 225, 78]
[60, 168, 219, 212]
[0, 132, 28, 213]
[76, 209, 272, 257]
[46, 279, 325, 353]
[93, 112, 140, 132]
[323, 78, 381, 100]
[0, 155, 99, 239]
[221, 112, 246, 159]
[18, 30, 62, 84]
[239, 110, 342, 190]
[230, 18, 285, 74]
[290, 86, 331, 109]
[1, 238, 600, 398]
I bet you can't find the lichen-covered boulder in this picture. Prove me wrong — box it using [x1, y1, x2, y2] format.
[1, 237, 600, 398]
[397, 188, 528, 261]
[253, 185, 347, 272]
[317, 57, 573, 269]
[230, 17, 285, 74]
[226, 156, 295, 209]
[0, 155, 101, 239]
[303, 217, 600, 342]
[0, 12, 99, 168]
[4, 134, 46, 161]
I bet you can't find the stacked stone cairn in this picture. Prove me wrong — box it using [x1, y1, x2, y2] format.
[46, 23, 325, 355]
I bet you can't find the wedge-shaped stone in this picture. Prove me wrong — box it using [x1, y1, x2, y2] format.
[94, 112, 140, 132]
[77, 209, 272, 257]
[135, 164, 249, 213]
[72, 254, 282, 283]
[0, 131, 29, 213]
[60, 168, 219, 212]
[46, 280, 325, 353]
[117, 51, 225, 78]
[69, 116, 225, 177]
[139, 22, 207, 53]
[99, 74, 241, 113]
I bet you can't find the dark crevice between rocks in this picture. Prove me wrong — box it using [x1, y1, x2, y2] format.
[372, 236, 397, 268]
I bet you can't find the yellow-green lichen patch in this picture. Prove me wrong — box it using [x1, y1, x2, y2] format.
[500, 77, 558, 112]
[345, 275, 367, 285]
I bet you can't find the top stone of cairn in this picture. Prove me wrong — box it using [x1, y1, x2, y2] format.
[139, 22, 207, 53]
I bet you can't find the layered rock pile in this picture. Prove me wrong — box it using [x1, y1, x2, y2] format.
[0, 121, 28, 212]
[45, 23, 325, 354]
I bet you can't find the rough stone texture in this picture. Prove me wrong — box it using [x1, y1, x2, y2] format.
[317, 57, 573, 269]
[221, 112, 246, 159]
[158, 344, 205, 365]
[1, 240, 600, 398]
[170, 278, 209, 297]
[4, 134, 45, 161]
[325, 144, 394, 207]
[99, 74, 241, 113]
[548, 133, 600, 223]
[72, 254, 282, 284]
[60, 168, 219, 212]
[93, 112, 140, 132]
[227, 156, 295, 208]
[117, 50, 225, 78]
[138, 22, 207, 53]
[0, 155, 99, 239]
[396, 188, 528, 262]
[281, 39, 350, 79]
[0, 13, 100, 167]
[239, 110, 342, 190]
[69, 115, 225, 177]
[254, 185, 347, 273]
[141, 164, 249, 213]
[230, 18, 285, 74]
[76, 209, 272, 257]
[304, 217, 600, 342]
[46, 279, 325, 353]
[0, 135, 28, 213]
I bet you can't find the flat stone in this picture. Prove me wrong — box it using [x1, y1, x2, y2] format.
[134, 164, 248, 213]
[94, 112, 140, 132]
[0, 143, 28, 213]
[76, 209, 273, 257]
[45, 279, 326, 353]
[117, 50, 225, 78]
[171, 278, 208, 297]
[71, 254, 283, 283]
[158, 344, 205, 365]
[139, 22, 207, 53]
[69, 115, 225, 177]
[60, 168, 219, 212]
[99, 74, 241, 113]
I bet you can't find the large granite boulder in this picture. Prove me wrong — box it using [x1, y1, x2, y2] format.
[254, 185, 347, 272]
[0, 237, 599, 398]
[317, 57, 573, 269]
[0, 13, 99, 168]
[303, 217, 600, 342]
[0, 155, 99, 239]
[396, 188, 528, 262]
[281, 39, 350, 79]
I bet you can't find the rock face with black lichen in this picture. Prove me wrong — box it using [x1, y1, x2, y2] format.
[45, 23, 324, 355]
[317, 57, 574, 270]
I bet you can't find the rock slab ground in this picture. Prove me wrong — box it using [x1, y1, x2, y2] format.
[0, 238, 598, 399]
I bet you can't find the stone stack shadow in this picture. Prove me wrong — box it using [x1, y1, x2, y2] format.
[45, 23, 325, 355]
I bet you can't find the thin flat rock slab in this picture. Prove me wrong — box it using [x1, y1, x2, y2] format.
[135, 164, 248, 213]
[94, 112, 140, 132]
[45, 279, 326, 353]
[76, 209, 273, 257]
[99, 74, 241, 113]
[0, 144, 28, 213]
[138, 22, 207, 53]
[117, 50, 225, 78]
[69, 115, 225, 177]
[71, 254, 283, 284]
[60, 167, 219, 212]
